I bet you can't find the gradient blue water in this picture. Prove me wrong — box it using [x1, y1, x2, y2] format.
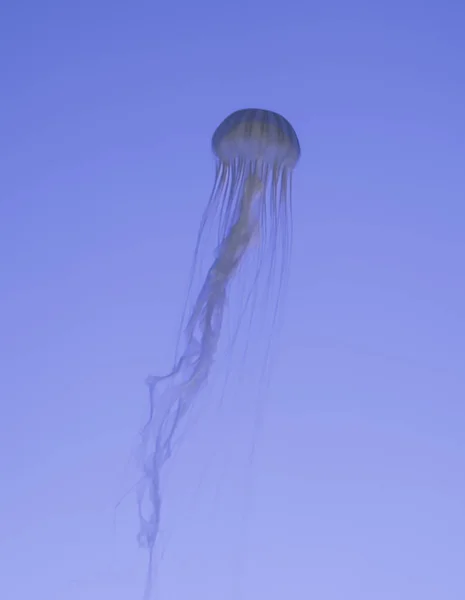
[1, 1, 464, 598]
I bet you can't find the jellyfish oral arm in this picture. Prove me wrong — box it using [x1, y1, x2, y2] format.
[138, 174, 263, 561]
[220, 174, 263, 266]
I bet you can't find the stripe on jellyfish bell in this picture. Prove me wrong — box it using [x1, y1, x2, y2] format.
[137, 108, 301, 597]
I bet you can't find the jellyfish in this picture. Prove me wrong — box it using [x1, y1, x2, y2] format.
[137, 108, 300, 596]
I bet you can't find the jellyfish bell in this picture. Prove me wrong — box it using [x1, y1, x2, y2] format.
[137, 108, 300, 598]
[212, 108, 301, 168]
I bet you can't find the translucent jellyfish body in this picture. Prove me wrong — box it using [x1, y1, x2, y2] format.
[137, 108, 300, 598]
